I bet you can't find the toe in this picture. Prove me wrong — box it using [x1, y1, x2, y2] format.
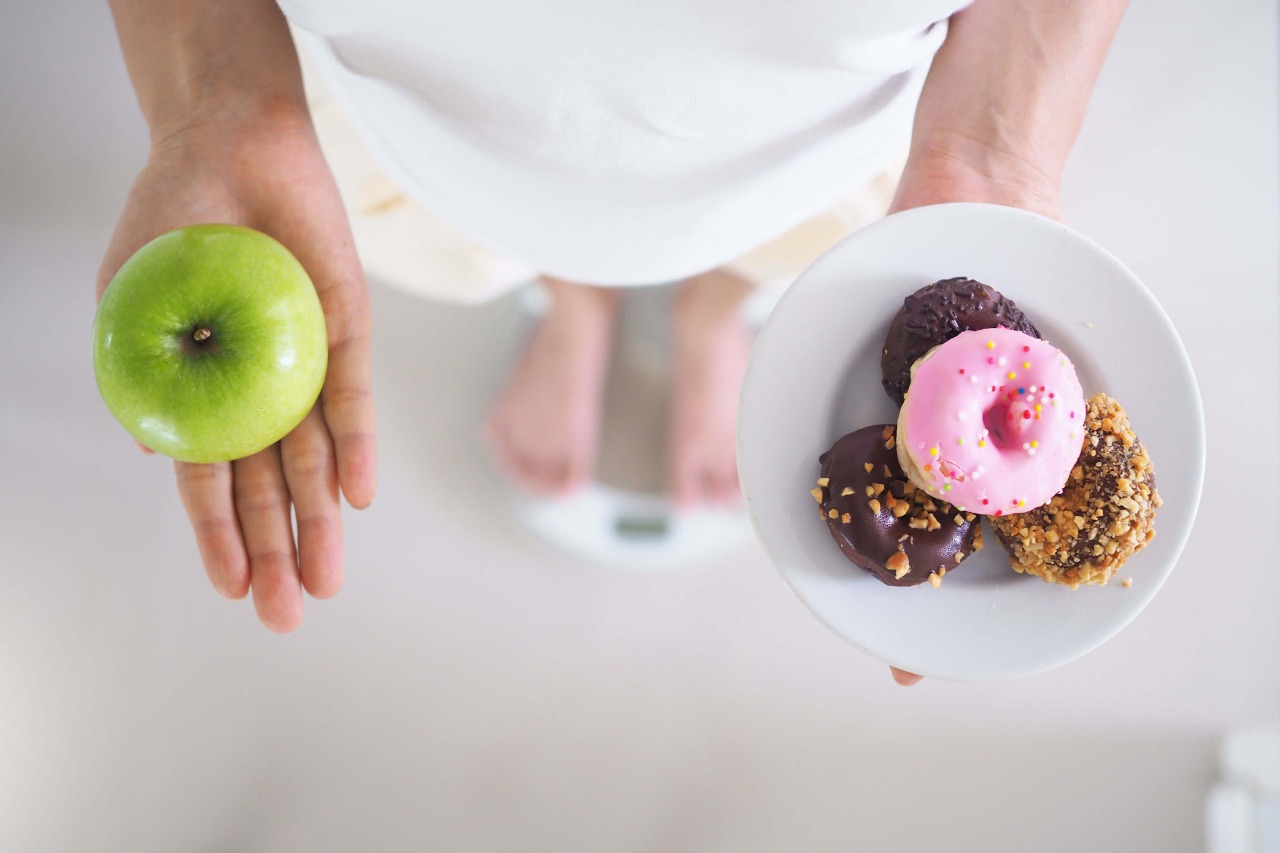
[515, 450, 575, 498]
[562, 453, 591, 496]
[481, 415, 502, 453]
[668, 457, 698, 508]
[715, 471, 741, 506]
[541, 456, 572, 496]
[485, 423, 522, 484]
[518, 449, 555, 495]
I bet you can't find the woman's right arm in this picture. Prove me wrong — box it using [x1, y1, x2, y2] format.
[109, 0, 310, 145]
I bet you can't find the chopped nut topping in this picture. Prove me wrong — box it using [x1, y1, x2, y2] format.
[872, 483, 884, 496]
[817, 477, 830, 487]
[928, 571, 941, 589]
[840, 486, 854, 497]
[865, 485, 875, 497]
[868, 498, 882, 514]
[881, 426, 894, 441]
[886, 551, 910, 575]
[1122, 577, 1133, 588]
[810, 487, 824, 503]
[988, 393, 1159, 589]
[828, 508, 839, 519]
[841, 512, 851, 524]
[864, 463, 874, 473]
[885, 436, 896, 450]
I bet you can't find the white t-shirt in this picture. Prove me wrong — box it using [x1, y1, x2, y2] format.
[281, 0, 967, 284]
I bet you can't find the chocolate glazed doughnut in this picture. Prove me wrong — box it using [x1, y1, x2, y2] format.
[813, 424, 983, 588]
[881, 277, 1041, 404]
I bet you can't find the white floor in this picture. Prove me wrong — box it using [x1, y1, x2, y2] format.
[1, 2, 1277, 851]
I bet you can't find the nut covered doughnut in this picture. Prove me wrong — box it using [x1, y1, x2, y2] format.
[896, 327, 1085, 515]
[990, 393, 1161, 588]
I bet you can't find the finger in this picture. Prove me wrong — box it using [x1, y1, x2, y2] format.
[233, 445, 304, 633]
[174, 461, 250, 599]
[136, 440, 156, 455]
[281, 407, 344, 599]
[891, 667, 924, 687]
[96, 221, 144, 302]
[322, 326, 378, 508]
[258, 191, 377, 509]
[94, 189, 182, 302]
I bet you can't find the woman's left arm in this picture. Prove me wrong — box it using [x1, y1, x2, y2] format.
[887, 0, 1126, 686]
[891, 0, 1128, 218]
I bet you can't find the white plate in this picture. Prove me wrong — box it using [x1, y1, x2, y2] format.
[737, 203, 1204, 681]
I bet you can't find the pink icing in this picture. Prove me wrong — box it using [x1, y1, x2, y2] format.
[896, 328, 1085, 516]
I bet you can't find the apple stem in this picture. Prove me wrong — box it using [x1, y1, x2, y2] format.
[193, 327, 212, 343]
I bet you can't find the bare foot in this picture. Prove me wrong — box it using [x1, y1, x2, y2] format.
[668, 268, 755, 508]
[484, 278, 619, 496]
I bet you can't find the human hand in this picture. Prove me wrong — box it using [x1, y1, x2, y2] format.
[96, 108, 376, 631]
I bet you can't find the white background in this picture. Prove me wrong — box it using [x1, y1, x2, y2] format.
[0, 2, 1276, 851]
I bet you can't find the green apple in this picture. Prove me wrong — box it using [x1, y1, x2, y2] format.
[93, 224, 328, 463]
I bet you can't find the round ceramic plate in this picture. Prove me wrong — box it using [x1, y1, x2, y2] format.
[737, 203, 1204, 681]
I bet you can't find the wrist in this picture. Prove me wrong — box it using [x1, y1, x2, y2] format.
[148, 93, 313, 155]
[891, 130, 1063, 219]
[109, 0, 313, 153]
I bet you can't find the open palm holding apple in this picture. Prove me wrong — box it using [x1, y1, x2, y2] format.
[95, 114, 377, 632]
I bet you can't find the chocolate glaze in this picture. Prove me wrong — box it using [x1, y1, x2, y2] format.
[881, 277, 1040, 404]
[817, 424, 980, 587]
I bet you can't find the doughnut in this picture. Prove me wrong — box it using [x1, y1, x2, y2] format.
[814, 424, 983, 588]
[881, 277, 1040, 404]
[895, 327, 1086, 515]
[990, 393, 1160, 588]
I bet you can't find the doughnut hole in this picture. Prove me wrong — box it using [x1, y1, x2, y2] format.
[983, 398, 1052, 452]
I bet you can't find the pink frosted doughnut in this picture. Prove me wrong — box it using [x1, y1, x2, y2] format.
[895, 328, 1086, 516]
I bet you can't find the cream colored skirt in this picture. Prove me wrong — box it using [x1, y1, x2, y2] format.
[299, 46, 903, 303]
